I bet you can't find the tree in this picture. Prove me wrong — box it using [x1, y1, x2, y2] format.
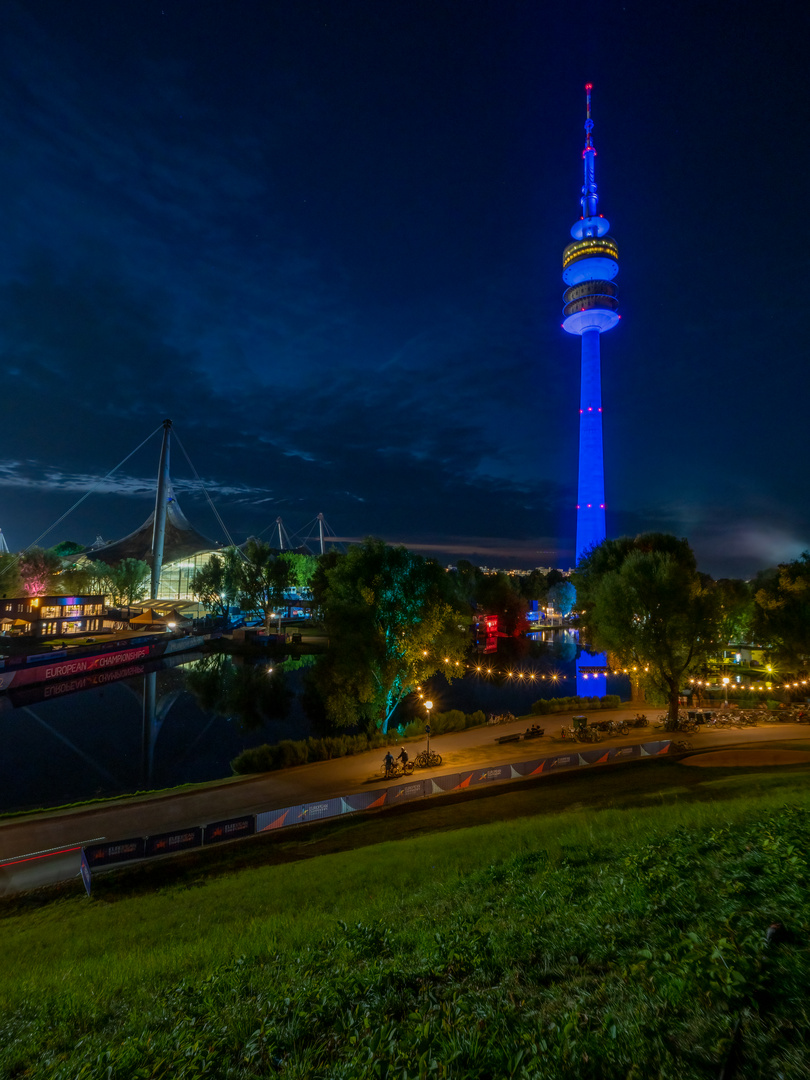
[547, 580, 576, 617]
[17, 548, 62, 596]
[714, 578, 755, 649]
[190, 549, 242, 620]
[238, 539, 292, 630]
[753, 552, 810, 668]
[574, 534, 721, 721]
[105, 559, 151, 605]
[49, 540, 86, 557]
[314, 538, 470, 733]
[0, 553, 21, 598]
[279, 551, 319, 593]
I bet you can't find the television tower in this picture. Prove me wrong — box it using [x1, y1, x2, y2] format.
[562, 83, 619, 563]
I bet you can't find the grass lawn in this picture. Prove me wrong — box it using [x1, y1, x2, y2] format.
[2, 758, 810, 1078]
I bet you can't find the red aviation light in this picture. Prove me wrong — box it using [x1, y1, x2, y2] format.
[585, 83, 593, 91]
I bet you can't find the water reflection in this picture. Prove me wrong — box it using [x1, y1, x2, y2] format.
[183, 653, 293, 733]
[0, 652, 307, 814]
[0, 635, 628, 814]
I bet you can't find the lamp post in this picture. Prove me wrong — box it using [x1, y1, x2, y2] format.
[424, 700, 433, 755]
[722, 677, 729, 707]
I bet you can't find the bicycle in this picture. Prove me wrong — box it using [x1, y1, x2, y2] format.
[414, 749, 442, 768]
[379, 760, 415, 779]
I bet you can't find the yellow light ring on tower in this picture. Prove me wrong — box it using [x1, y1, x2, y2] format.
[562, 236, 619, 270]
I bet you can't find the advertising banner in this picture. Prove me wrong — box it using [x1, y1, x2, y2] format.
[340, 790, 393, 813]
[468, 764, 513, 787]
[387, 778, 429, 804]
[256, 807, 295, 832]
[145, 827, 203, 857]
[204, 815, 255, 845]
[426, 772, 464, 794]
[642, 740, 672, 756]
[84, 837, 145, 867]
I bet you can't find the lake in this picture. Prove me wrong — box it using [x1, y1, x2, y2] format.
[0, 634, 628, 814]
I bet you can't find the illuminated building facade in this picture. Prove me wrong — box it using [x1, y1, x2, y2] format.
[0, 595, 105, 637]
[562, 83, 619, 563]
[562, 85, 619, 694]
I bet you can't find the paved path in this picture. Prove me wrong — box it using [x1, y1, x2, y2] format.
[2, 707, 807, 894]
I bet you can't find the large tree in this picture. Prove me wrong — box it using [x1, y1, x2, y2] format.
[314, 538, 470, 733]
[105, 558, 151, 605]
[189, 549, 243, 620]
[574, 534, 721, 720]
[753, 552, 810, 669]
[17, 548, 62, 596]
[238, 539, 292, 630]
[0, 553, 21, 598]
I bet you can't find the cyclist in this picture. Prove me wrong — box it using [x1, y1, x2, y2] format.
[383, 750, 395, 775]
[398, 746, 409, 769]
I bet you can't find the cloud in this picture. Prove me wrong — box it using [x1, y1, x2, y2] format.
[0, 460, 270, 500]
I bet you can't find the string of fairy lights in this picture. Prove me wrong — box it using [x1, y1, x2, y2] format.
[412, 653, 805, 694]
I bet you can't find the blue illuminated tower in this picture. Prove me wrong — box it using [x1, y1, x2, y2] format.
[562, 83, 619, 564]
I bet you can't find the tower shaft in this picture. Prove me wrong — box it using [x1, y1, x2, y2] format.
[575, 328, 605, 560]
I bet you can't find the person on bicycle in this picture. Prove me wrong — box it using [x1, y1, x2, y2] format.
[383, 750, 395, 774]
[397, 746, 409, 768]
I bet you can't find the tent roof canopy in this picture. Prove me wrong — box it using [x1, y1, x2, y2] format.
[86, 488, 216, 567]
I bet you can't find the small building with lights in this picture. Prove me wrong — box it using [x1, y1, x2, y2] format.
[0, 595, 105, 637]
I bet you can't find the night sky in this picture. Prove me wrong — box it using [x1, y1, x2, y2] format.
[1, 0, 807, 578]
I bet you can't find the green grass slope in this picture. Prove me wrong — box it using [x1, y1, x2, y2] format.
[3, 760, 810, 1078]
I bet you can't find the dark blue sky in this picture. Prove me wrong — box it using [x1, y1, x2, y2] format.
[0, 0, 807, 577]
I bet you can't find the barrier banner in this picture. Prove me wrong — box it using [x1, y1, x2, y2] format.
[388, 778, 429, 803]
[145, 826, 203, 857]
[204, 815, 255, 845]
[84, 837, 145, 867]
[606, 744, 641, 762]
[256, 807, 295, 832]
[469, 764, 512, 787]
[341, 790, 392, 813]
[426, 772, 464, 794]
[643, 739, 671, 755]
[545, 752, 581, 771]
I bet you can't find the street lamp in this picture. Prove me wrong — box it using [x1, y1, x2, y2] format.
[722, 677, 729, 706]
[424, 700, 433, 755]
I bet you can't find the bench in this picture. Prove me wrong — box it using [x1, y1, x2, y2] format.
[495, 733, 521, 744]
[523, 729, 545, 739]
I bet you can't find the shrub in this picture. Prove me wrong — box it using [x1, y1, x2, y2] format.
[231, 705, 517, 776]
[530, 693, 620, 715]
[276, 740, 309, 768]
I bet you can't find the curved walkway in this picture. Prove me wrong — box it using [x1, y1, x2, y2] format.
[2, 708, 808, 894]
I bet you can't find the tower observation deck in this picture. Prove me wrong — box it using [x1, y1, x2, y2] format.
[563, 83, 619, 563]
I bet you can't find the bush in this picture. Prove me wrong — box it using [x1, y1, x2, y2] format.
[530, 693, 620, 715]
[231, 730, 390, 775]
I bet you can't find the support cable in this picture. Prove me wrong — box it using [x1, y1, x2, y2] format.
[0, 424, 164, 578]
[172, 430, 241, 553]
